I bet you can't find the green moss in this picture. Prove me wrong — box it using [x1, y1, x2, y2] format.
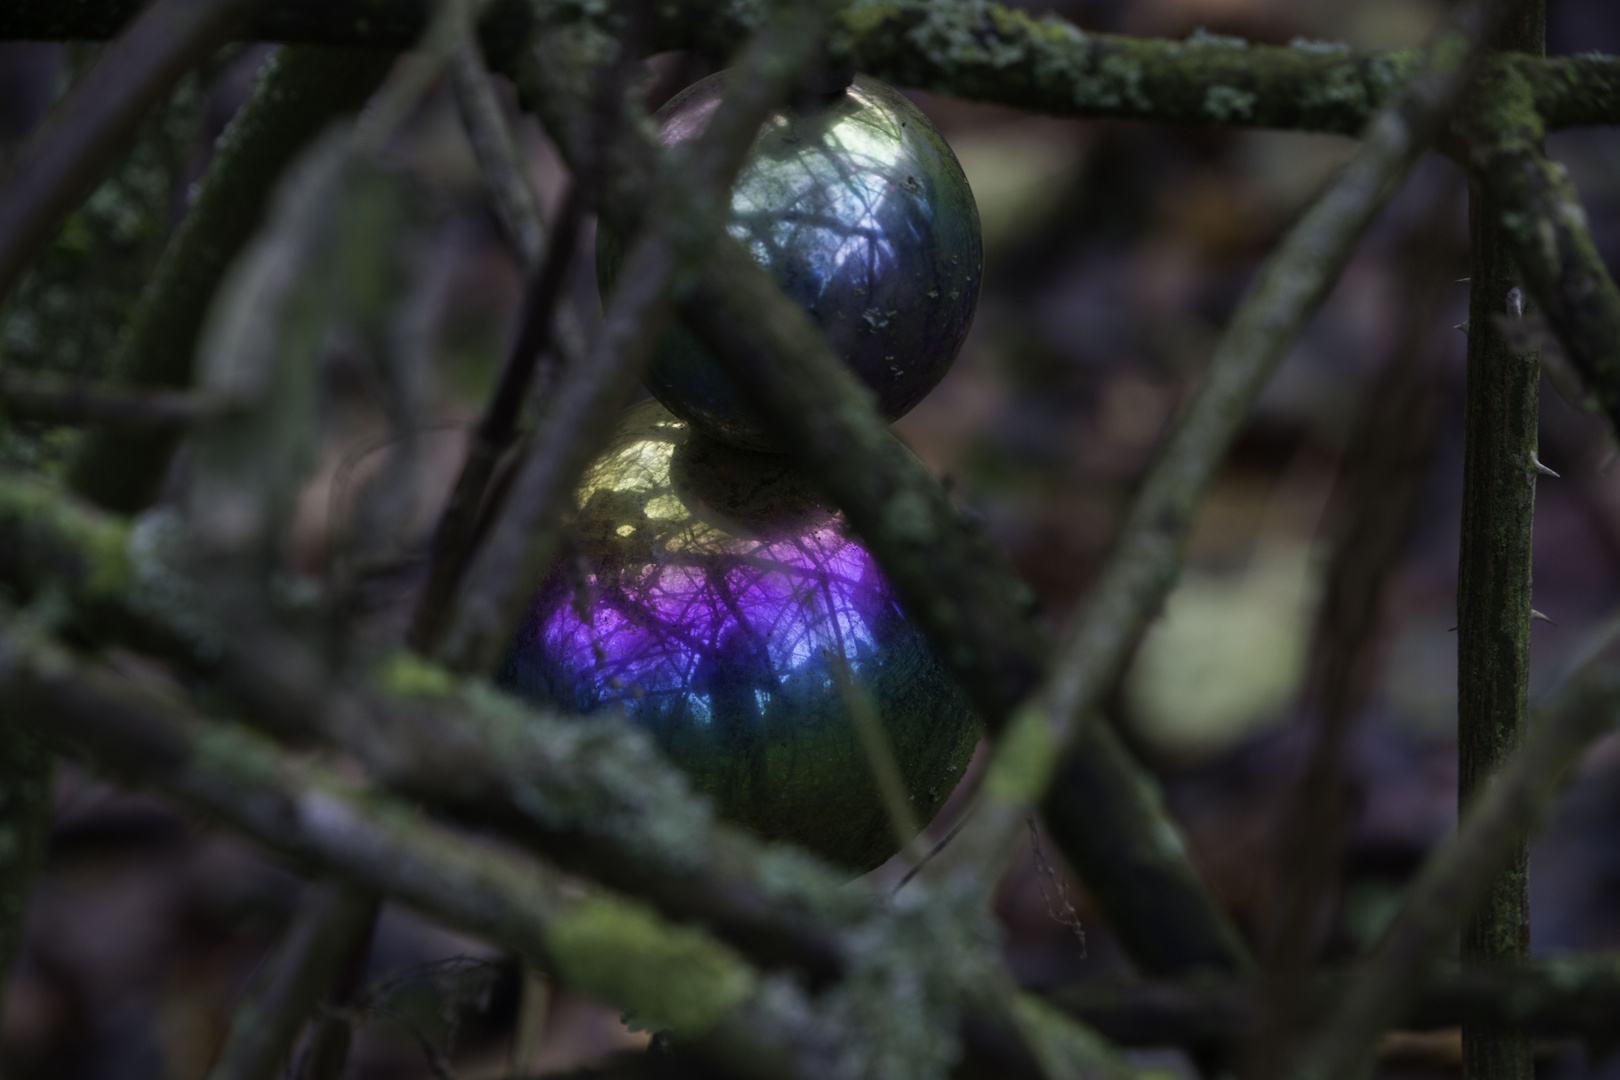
[375, 652, 458, 699]
[0, 475, 133, 600]
[545, 894, 756, 1036]
[982, 703, 1055, 803]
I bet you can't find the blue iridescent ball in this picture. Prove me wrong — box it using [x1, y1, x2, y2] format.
[598, 72, 983, 452]
[499, 401, 980, 869]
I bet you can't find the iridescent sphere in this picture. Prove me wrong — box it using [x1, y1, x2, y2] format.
[499, 401, 980, 869]
[599, 72, 982, 452]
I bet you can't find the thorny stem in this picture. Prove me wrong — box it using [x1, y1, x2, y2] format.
[68, 45, 395, 513]
[1456, 7, 1545, 1080]
[1290, 646, 1620, 1080]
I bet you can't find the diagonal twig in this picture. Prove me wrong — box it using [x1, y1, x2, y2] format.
[408, 180, 587, 654]
[934, 0, 1507, 946]
[1290, 626, 1620, 1080]
[1470, 91, 1620, 446]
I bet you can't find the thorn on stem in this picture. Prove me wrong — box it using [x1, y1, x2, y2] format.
[1531, 453, 1559, 478]
[1532, 609, 1558, 626]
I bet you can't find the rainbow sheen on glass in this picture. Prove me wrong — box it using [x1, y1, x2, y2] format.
[598, 72, 982, 451]
[499, 401, 980, 869]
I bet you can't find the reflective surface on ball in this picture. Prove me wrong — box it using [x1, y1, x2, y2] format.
[599, 73, 982, 452]
[499, 400, 980, 869]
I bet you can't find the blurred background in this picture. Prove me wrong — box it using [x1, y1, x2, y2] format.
[1, 0, 1619, 1076]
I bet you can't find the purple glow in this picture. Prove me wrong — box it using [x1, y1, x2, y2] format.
[529, 523, 894, 723]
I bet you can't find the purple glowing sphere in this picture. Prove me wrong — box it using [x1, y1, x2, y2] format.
[498, 401, 980, 869]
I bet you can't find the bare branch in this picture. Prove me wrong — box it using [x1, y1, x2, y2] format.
[68, 45, 394, 513]
[408, 182, 586, 653]
[0, 0, 270, 306]
[448, 37, 546, 270]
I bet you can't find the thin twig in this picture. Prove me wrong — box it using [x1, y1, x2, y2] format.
[1246, 185, 1454, 1080]
[206, 882, 378, 1080]
[408, 181, 586, 655]
[0, 375, 232, 430]
[1290, 625, 1620, 1080]
[448, 36, 546, 270]
[830, 653, 921, 854]
[0, 0, 270, 306]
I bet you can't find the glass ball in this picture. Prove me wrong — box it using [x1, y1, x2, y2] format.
[498, 400, 981, 870]
[598, 72, 983, 452]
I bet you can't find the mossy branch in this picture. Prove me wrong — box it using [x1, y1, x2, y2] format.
[4, 2, 1616, 133]
[0, 476, 1138, 1079]
[0, 622, 828, 1080]
[1468, 79, 1620, 446]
